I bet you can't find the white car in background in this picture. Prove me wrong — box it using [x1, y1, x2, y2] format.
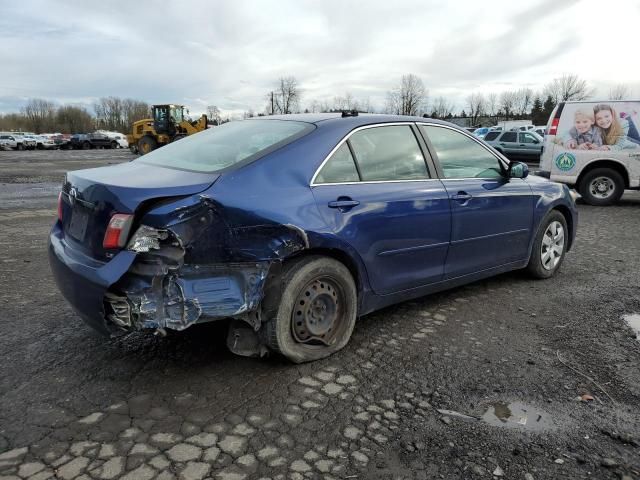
[95, 130, 129, 148]
[36, 135, 58, 149]
[0, 135, 18, 149]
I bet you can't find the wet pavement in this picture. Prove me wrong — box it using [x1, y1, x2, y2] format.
[0, 149, 639, 479]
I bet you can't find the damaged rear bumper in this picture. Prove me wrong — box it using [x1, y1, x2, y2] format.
[49, 221, 271, 334]
[49, 223, 137, 334]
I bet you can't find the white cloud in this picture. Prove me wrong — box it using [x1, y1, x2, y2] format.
[0, 0, 638, 115]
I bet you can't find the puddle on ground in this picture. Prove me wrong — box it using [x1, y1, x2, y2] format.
[623, 314, 640, 340]
[482, 401, 554, 431]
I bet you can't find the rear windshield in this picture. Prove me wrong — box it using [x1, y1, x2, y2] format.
[138, 119, 313, 173]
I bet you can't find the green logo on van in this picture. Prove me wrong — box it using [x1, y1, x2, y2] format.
[555, 152, 576, 171]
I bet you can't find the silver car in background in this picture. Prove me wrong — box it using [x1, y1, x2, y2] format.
[483, 130, 543, 160]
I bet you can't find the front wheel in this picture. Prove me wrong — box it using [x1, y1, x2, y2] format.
[110, 141, 118, 149]
[578, 168, 624, 206]
[263, 256, 357, 363]
[526, 210, 568, 279]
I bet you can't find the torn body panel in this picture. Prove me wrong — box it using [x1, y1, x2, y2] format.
[102, 195, 310, 333]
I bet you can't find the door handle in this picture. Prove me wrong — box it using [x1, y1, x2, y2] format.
[500, 143, 506, 146]
[328, 199, 360, 209]
[451, 191, 472, 203]
[519, 144, 526, 146]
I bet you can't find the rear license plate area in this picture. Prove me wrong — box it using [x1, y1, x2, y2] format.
[68, 207, 89, 241]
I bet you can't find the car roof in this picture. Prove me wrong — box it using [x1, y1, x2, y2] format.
[251, 113, 458, 129]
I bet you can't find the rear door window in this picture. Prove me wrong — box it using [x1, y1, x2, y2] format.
[348, 125, 429, 181]
[500, 132, 517, 142]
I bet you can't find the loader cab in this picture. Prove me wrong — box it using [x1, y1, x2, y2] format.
[153, 104, 185, 135]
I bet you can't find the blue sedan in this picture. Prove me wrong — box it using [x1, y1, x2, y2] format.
[49, 113, 578, 363]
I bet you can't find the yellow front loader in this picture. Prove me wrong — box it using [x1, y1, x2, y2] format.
[127, 104, 208, 155]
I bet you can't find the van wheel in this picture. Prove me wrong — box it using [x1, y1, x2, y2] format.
[578, 168, 624, 206]
[526, 210, 568, 279]
[263, 256, 357, 363]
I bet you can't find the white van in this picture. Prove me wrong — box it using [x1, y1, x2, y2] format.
[539, 100, 640, 205]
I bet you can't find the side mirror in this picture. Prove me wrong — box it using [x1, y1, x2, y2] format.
[509, 161, 529, 179]
[533, 139, 540, 144]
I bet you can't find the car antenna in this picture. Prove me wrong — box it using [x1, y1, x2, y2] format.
[341, 110, 359, 117]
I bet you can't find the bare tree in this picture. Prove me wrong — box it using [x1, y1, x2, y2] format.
[206, 105, 222, 125]
[386, 74, 427, 116]
[499, 91, 517, 120]
[543, 74, 593, 103]
[22, 98, 56, 133]
[466, 92, 486, 126]
[431, 96, 454, 119]
[514, 88, 534, 116]
[123, 99, 149, 131]
[56, 105, 94, 133]
[274, 76, 301, 114]
[487, 92, 498, 122]
[608, 84, 630, 101]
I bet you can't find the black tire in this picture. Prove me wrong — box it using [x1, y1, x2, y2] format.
[82, 141, 91, 150]
[526, 210, 569, 279]
[16, 143, 24, 151]
[263, 256, 357, 363]
[110, 141, 118, 149]
[137, 136, 157, 155]
[578, 168, 624, 206]
[129, 144, 138, 154]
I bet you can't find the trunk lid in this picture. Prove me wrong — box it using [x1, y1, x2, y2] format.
[60, 161, 219, 259]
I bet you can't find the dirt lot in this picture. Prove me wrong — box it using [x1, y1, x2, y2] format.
[0, 149, 639, 480]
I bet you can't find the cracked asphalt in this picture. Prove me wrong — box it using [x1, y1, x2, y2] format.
[1, 150, 639, 480]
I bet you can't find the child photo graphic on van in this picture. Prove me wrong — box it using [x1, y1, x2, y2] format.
[558, 102, 640, 151]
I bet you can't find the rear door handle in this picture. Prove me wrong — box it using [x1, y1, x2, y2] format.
[328, 200, 360, 209]
[451, 191, 472, 203]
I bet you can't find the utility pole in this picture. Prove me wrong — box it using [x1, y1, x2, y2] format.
[270, 92, 274, 115]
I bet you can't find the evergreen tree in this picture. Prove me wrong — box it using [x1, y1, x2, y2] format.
[530, 97, 544, 124]
[542, 95, 556, 121]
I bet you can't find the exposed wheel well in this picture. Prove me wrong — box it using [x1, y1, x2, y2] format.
[576, 160, 629, 189]
[285, 248, 362, 293]
[551, 205, 574, 250]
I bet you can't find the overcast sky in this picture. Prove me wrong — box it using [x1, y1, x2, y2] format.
[1, 0, 639, 117]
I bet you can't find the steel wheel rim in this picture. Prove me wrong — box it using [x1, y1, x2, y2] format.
[541, 221, 564, 271]
[291, 276, 345, 347]
[589, 176, 615, 199]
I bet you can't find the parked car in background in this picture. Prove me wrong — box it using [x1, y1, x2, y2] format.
[22, 134, 39, 149]
[484, 130, 543, 160]
[473, 127, 493, 139]
[496, 120, 533, 131]
[533, 126, 546, 137]
[69, 133, 117, 150]
[96, 130, 129, 149]
[538, 100, 640, 205]
[0, 135, 18, 150]
[36, 135, 58, 149]
[50, 113, 577, 363]
[53, 134, 73, 149]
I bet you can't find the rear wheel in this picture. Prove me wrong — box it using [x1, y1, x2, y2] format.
[16, 143, 24, 151]
[82, 141, 91, 150]
[264, 256, 357, 363]
[137, 136, 157, 155]
[110, 141, 118, 149]
[526, 210, 568, 279]
[578, 168, 624, 206]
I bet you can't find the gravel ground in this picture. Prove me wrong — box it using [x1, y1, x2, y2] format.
[0, 150, 639, 480]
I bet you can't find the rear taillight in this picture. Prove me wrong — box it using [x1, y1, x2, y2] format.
[548, 118, 560, 136]
[57, 192, 63, 221]
[103, 214, 134, 249]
